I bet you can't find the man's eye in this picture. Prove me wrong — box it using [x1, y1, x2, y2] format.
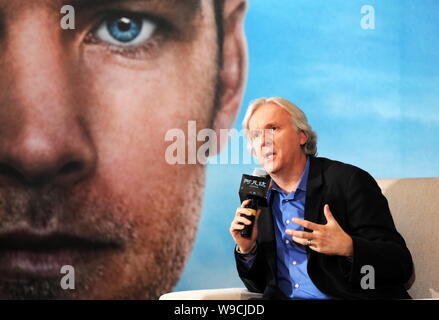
[94, 15, 156, 46]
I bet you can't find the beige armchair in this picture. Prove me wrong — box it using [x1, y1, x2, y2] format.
[160, 178, 439, 300]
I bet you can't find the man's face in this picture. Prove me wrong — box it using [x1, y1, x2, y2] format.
[0, 0, 245, 299]
[248, 103, 307, 175]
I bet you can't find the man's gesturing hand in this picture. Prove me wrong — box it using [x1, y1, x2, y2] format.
[286, 204, 353, 257]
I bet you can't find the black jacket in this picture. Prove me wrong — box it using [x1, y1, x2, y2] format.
[235, 156, 413, 299]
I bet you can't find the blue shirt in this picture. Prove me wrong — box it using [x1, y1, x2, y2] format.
[239, 158, 331, 299]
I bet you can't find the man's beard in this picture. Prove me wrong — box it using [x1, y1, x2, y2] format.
[0, 168, 204, 299]
[0, 181, 132, 299]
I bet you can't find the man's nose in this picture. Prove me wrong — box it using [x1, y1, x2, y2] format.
[0, 17, 96, 186]
[260, 130, 273, 147]
[0, 126, 96, 186]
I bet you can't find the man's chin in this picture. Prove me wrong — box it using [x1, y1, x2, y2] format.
[0, 237, 194, 300]
[0, 277, 72, 299]
[262, 160, 278, 175]
[0, 246, 124, 299]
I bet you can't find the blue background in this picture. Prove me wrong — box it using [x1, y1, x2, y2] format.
[175, 0, 439, 291]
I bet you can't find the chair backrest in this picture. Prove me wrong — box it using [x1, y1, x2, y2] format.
[377, 178, 439, 299]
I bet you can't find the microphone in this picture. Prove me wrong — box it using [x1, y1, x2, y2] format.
[238, 168, 271, 238]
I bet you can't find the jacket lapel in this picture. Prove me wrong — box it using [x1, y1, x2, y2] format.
[258, 191, 277, 285]
[304, 157, 325, 228]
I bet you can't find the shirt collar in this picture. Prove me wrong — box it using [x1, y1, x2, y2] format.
[270, 156, 310, 195]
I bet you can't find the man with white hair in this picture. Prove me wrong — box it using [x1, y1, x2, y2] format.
[229, 97, 413, 299]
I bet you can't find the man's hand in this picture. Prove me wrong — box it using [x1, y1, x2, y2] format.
[230, 199, 261, 254]
[286, 204, 353, 257]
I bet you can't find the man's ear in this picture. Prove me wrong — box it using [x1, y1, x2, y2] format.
[300, 130, 308, 146]
[211, 0, 247, 155]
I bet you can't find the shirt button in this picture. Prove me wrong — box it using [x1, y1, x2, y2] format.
[285, 240, 290, 245]
[294, 284, 300, 289]
[286, 220, 290, 224]
[291, 261, 297, 265]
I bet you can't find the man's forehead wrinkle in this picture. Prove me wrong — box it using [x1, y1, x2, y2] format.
[0, 0, 57, 11]
[70, 0, 202, 13]
[0, 0, 201, 13]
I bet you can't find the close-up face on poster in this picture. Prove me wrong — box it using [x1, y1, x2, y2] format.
[0, 0, 437, 307]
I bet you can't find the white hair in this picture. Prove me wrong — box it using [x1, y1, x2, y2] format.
[242, 97, 317, 156]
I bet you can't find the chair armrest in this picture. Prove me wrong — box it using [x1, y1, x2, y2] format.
[159, 288, 263, 300]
